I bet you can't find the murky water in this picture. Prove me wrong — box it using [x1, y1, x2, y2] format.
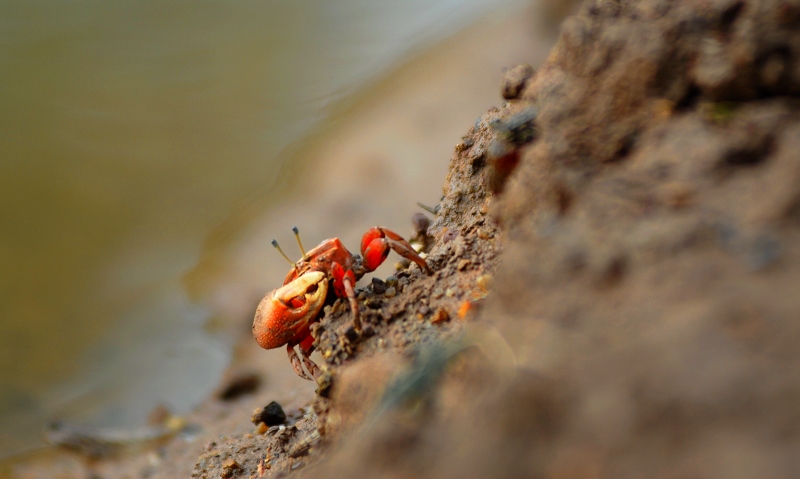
[0, 0, 524, 459]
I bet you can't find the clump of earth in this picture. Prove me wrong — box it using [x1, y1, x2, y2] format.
[17, 0, 800, 477]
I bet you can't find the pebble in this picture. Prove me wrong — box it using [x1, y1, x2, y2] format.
[432, 289, 444, 299]
[251, 401, 287, 427]
[385, 287, 397, 298]
[371, 277, 387, 294]
[221, 459, 241, 478]
[501, 63, 535, 100]
[254, 423, 268, 434]
[432, 309, 450, 324]
[455, 137, 474, 151]
[385, 275, 398, 287]
[445, 288, 456, 298]
[457, 259, 471, 271]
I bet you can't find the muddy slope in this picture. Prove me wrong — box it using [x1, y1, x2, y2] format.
[301, 1, 800, 478]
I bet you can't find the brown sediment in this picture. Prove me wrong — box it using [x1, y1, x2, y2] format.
[15, 0, 800, 478]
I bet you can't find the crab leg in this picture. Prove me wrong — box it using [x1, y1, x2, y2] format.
[288, 343, 322, 381]
[342, 272, 361, 332]
[361, 227, 433, 274]
[287, 345, 312, 381]
[331, 262, 362, 333]
[298, 333, 320, 380]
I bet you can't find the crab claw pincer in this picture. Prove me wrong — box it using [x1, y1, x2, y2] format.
[252, 270, 327, 350]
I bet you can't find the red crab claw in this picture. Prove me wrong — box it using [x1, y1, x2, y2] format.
[361, 227, 433, 274]
[252, 270, 327, 351]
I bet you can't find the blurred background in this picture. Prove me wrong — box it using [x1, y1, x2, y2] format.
[0, 0, 569, 462]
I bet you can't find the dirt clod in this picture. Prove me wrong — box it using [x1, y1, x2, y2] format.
[250, 401, 287, 427]
[221, 458, 241, 478]
[501, 63, 535, 100]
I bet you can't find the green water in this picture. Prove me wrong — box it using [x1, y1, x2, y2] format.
[0, 0, 523, 459]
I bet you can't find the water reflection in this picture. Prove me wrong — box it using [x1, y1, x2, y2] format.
[0, 0, 523, 458]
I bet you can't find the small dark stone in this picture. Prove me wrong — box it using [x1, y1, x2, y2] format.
[251, 401, 287, 426]
[371, 277, 387, 294]
[344, 326, 360, 343]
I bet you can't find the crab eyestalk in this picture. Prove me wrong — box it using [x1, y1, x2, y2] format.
[252, 271, 327, 350]
[292, 226, 308, 261]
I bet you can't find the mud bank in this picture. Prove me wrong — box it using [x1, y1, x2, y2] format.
[14, 0, 800, 478]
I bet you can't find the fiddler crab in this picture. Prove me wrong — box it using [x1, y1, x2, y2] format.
[252, 226, 432, 380]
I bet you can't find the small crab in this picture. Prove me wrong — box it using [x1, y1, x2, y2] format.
[252, 226, 432, 380]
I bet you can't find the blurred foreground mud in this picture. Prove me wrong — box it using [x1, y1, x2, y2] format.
[14, 0, 800, 477]
[309, 1, 800, 478]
